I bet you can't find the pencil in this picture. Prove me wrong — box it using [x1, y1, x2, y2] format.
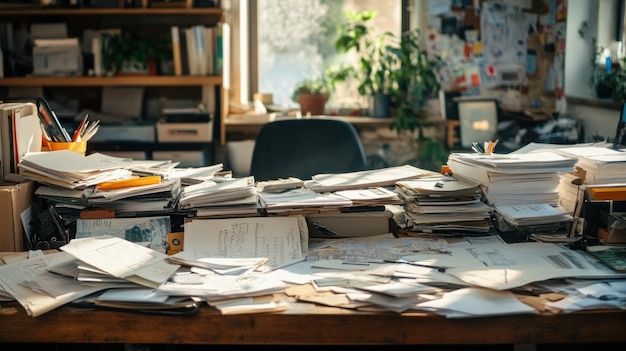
[96, 176, 162, 191]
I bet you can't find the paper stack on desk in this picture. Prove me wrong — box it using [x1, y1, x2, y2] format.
[18, 150, 131, 189]
[396, 176, 494, 236]
[60, 235, 180, 288]
[447, 151, 577, 207]
[554, 145, 626, 185]
[177, 176, 259, 218]
[258, 187, 353, 215]
[447, 150, 578, 237]
[306, 164, 439, 193]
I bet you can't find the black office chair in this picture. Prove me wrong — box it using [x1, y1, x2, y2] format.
[249, 118, 369, 181]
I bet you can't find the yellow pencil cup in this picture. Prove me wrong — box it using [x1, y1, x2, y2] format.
[47, 140, 88, 154]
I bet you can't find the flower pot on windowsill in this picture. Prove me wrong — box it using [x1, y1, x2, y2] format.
[298, 93, 327, 115]
[369, 92, 392, 118]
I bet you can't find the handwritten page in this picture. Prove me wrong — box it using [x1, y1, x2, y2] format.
[183, 216, 308, 270]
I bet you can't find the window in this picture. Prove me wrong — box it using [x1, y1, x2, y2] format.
[564, 0, 625, 101]
[246, 0, 406, 110]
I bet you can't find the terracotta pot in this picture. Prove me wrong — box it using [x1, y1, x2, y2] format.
[298, 93, 327, 115]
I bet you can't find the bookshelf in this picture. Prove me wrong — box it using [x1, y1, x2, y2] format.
[0, 5, 227, 165]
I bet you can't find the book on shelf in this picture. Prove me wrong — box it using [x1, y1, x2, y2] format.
[170, 26, 183, 76]
[184, 27, 198, 75]
[0, 102, 41, 178]
[178, 26, 190, 75]
[215, 22, 223, 75]
[191, 25, 207, 75]
[203, 25, 214, 74]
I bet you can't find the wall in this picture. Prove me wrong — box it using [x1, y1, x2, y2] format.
[568, 102, 621, 142]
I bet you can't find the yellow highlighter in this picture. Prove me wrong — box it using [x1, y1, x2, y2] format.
[96, 176, 162, 191]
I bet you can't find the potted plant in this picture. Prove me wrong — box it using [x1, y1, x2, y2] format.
[334, 10, 395, 117]
[335, 10, 446, 170]
[291, 66, 350, 115]
[101, 32, 170, 76]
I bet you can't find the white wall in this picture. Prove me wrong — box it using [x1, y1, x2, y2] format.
[568, 102, 620, 142]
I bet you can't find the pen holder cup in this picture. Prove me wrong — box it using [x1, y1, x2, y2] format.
[47, 140, 88, 155]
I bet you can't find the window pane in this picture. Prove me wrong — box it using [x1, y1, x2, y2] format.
[257, 0, 402, 110]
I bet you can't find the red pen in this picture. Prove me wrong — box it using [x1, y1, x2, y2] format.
[73, 114, 89, 142]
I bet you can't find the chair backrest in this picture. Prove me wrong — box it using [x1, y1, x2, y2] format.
[249, 118, 368, 181]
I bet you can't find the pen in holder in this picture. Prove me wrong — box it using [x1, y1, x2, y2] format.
[472, 139, 499, 155]
[47, 140, 88, 155]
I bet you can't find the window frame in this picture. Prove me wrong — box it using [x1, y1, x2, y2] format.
[229, 0, 415, 108]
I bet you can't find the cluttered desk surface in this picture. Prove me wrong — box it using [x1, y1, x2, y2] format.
[2, 142, 626, 346]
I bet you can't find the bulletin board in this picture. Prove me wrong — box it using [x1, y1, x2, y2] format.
[427, 0, 568, 111]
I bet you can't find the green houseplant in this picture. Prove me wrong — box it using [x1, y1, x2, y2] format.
[334, 10, 396, 117]
[334, 10, 446, 170]
[291, 66, 351, 115]
[578, 20, 626, 101]
[291, 77, 329, 115]
[101, 32, 170, 76]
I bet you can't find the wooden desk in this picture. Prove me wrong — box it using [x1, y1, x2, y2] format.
[224, 114, 393, 141]
[1, 301, 625, 345]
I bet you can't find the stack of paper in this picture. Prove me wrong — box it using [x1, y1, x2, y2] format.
[447, 151, 577, 207]
[86, 178, 182, 216]
[177, 176, 259, 217]
[60, 235, 180, 289]
[396, 176, 494, 236]
[306, 165, 439, 193]
[258, 187, 353, 215]
[18, 151, 132, 189]
[333, 187, 402, 207]
[554, 146, 626, 185]
[549, 145, 626, 237]
[493, 203, 572, 227]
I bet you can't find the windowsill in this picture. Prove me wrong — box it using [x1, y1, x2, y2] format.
[566, 96, 622, 110]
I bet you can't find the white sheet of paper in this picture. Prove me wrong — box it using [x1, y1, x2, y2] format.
[416, 286, 537, 318]
[183, 216, 307, 271]
[61, 235, 179, 288]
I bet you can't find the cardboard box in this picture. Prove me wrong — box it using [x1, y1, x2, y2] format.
[157, 119, 213, 142]
[0, 180, 35, 252]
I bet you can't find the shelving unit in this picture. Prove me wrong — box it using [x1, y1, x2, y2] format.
[0, 6, 227, 165]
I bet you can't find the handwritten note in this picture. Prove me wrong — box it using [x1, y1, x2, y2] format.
[183, 216, 307, 270]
